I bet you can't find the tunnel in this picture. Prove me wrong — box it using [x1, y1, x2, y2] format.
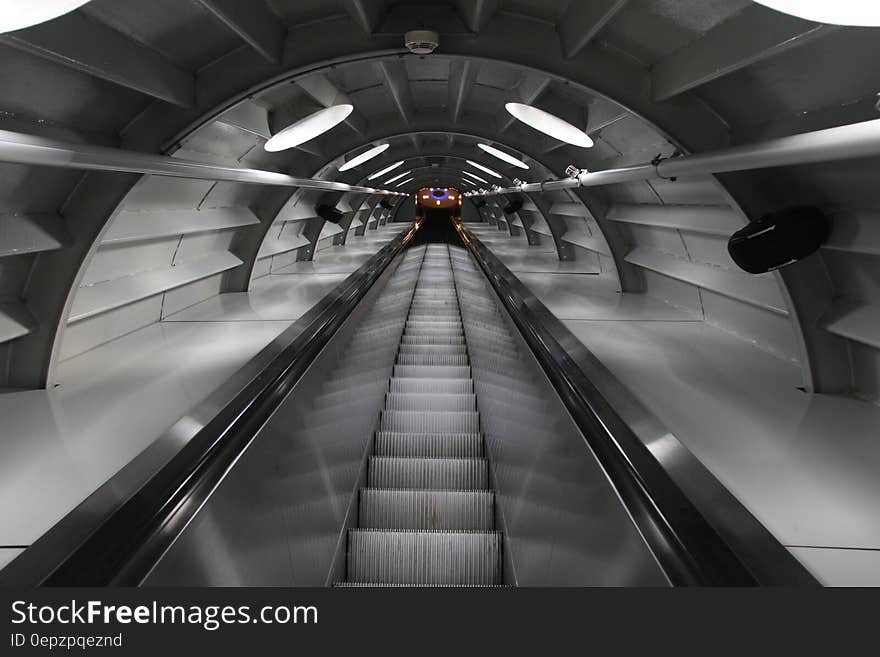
[1, 0, 879, 589]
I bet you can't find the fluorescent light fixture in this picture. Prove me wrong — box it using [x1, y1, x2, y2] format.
[477, 144, 529, 169]
[0, 0, 92, 33]
[753, 1, 880, 25]
[505, 102, 593, 148]
[265, 104, 353, 152]
[463, 170, 489, 184]
[338, 143, 390, 172]
[384, 169, 413, 184]
[395, 177, 416, 188]
[465, 160, 502, 179]
[368, 160, 405, 180]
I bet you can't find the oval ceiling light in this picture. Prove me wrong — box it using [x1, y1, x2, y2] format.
[368, 160, 405, 180]
[338, 143, 390, 172]
[465, 160, 502, 179]
[384, 169, 413, 184]
[463, 170, 489, 184]
[0, 0, 92, 33]
[505, 102, 593, 148]
[477, 144, 530, 170]
[752, 0, 880, 25]
[265, 104, 353, 152]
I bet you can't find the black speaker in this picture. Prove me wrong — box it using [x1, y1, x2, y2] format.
[380, 198, 394, 210]
[503, 198, 523, 215]
[728, 206, 829, 274]
[316, 204, 344, 224]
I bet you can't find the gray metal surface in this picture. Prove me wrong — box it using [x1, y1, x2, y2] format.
[449, 244, 671, 586]
[137, 247, 425, 586]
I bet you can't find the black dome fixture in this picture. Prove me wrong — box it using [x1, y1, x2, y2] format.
[728, 206, 830, 274]
[316, 204, 344, 224]
[473, 199, 487, 209]
[380, 198, 394, 210]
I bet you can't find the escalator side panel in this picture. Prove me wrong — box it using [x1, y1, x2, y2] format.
[142, 248, 426, 586]
[449, 247, 670, 586]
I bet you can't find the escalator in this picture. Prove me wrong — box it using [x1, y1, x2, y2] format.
[342, 244, 501, 586]
[0, 221, 816, 588]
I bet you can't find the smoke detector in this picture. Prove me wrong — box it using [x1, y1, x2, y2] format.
[405, 30, 439, 55]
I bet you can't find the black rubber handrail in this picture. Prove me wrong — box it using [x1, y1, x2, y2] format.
[1, 225, 416, 587]
[457, 225, 818, 586]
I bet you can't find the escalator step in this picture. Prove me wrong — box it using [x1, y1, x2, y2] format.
[333, 583, 505, 588]
[397, 344, 467, 355]
[389, 377, 472, 394]
[385, 392, 476, 412]
[400, 334, 466, 345]
[347, 529, 502, 585]
[368, 457, 488, 489]
[393, 365, 471, 378]
[380, 410, 480, 433]
[374, 432, 483, 457]
[358, 489, 494, 530]
[396, 353, 468, 366]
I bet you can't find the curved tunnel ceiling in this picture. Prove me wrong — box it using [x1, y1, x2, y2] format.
[0, 0, 878, 407]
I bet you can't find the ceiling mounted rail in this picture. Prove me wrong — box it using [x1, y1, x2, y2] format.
[0, 130, 405, 196]
[468, 118, 880, 197]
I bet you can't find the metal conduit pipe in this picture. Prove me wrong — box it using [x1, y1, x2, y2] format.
[469, 118, 880, 196]
[0, 129, 406, 196]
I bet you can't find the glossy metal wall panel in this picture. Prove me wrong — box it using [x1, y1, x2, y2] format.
[143, 249, 425, 586]
[450, 247, 669, 586]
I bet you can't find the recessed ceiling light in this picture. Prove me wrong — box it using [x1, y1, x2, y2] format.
[395, 177, 416, 188]
[338, 143, 390, 171]
[505, 102, 593, 148]
[385, 169, 413, 184]
[463, 170, 489, 184]
[477, 144, 530, 169]
[0, 0, 92, 33]
[368, 160, 405, 180]
[753, 0, 880, 25]
[264, 104, 353, 152]
[465, 160, 502, 178]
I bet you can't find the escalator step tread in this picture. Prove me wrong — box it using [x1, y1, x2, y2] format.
[393, 365, 471, 378]
[385, 392, 476, 412]
[368, 456, 488, 489]
[380, 409, 480, 433]
[374, 432, 484, 457]
[359, 489, 494, 530]
[347, 529, 502, 585]
[389, 377, 472, 394]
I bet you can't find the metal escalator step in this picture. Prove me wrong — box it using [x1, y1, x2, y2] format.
[380, 410, 480, 433]
[389, 377, 472, 394]
[396, 353, 468, 366]
[385, 392, 476, 412]
[334, 583, 506, 587]
[404, 326, 462, 335]
[358, 489, 494, 530]
[374, 431, 483, 457]
[397, 343, 466, 355]
[368, 456, 488, 489]
[400, 334, 465, 345]
[347, 529, 502, 585]
[393, 365, 471, 379]
[406, 314, 461, 321]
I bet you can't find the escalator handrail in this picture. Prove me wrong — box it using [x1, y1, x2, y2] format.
[458, 226, 818, 586]
[0, 226, 417, 586]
